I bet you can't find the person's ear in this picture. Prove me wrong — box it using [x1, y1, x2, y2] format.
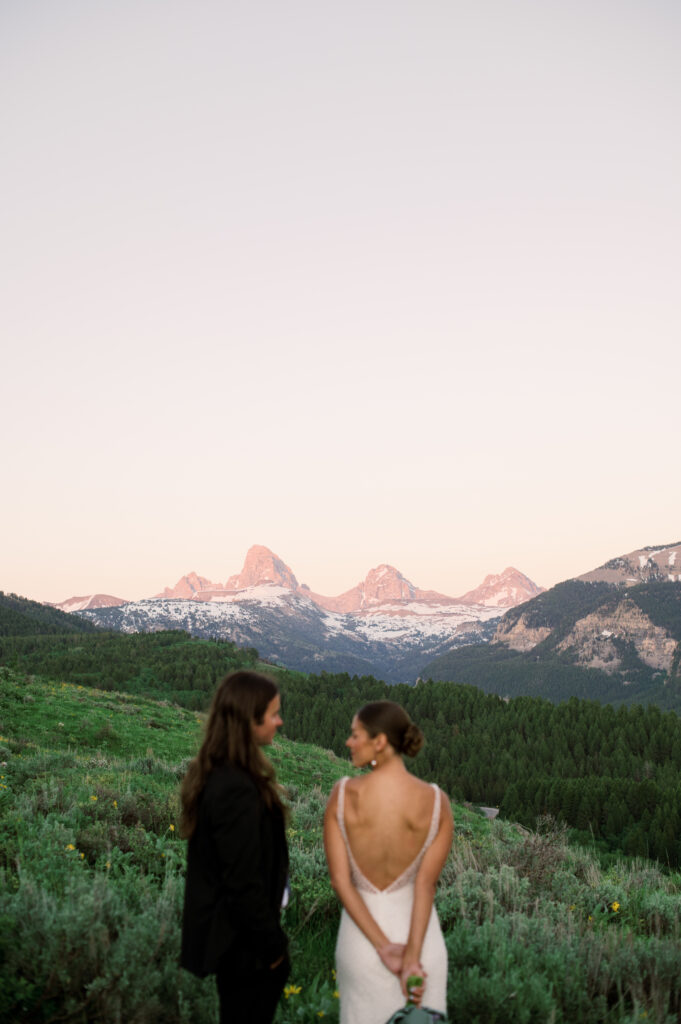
[374, 732, 389, 754]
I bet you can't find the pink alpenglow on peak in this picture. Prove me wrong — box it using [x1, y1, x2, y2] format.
[78, 545, 541, 614]
[308, 564, 459, 614]
[153, 547, 543, 613]
[155, 572, 219, 600]
[456, 568, 545, 607]
[154, 546, 300, 601]
[577, 541, 681, 586]
[225, 545, 299, 592]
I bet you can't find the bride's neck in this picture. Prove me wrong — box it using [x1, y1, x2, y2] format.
[371, 752, 406, 776]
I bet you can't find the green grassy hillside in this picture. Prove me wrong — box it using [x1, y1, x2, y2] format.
[2, 668, 681, 1022]
[5, 630, 681, 867]
[0, 629, 259, 709]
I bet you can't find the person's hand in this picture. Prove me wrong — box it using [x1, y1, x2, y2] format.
[400, 963, 427, 1003]
[376, 942, 406, 975]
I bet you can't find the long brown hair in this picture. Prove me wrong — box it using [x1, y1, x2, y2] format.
[180, 670, 284, 838]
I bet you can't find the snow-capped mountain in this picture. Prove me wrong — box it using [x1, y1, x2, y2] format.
[147, 545, 542, 613]
[68, 545, 541, 683]
[422, 540, 681, 702]
[51, 594, 128, 612]
[456, 567, 544, 607]
[577, 542, 681, 586]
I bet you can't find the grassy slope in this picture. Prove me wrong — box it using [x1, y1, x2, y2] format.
[2, 669, 681, 1023]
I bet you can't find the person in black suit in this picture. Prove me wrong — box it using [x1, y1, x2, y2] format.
[180, 670, 289, 1024]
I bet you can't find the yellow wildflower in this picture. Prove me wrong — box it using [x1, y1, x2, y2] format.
[283, 985, 302, 999]
[612, 901, 620, 913]
[90, 795, 98, 802]
[334, 990, 340, 998]
[80, 853, 85, 859]
[169, 824, 175, 832]
[65, 844, 76, 851]
[113, 800, 118, 808]
[106, 861, 111, 870]
[317, 1013, 325, 1018]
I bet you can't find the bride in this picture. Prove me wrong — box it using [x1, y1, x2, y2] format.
[324, 701, 452, 1024]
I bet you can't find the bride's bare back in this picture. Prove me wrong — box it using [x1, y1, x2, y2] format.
[341, 771, 440, 891]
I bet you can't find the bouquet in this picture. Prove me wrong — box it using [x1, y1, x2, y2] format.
[383, 975, 449, 1024]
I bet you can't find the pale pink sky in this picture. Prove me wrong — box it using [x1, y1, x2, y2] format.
[2, 0, 679, 604]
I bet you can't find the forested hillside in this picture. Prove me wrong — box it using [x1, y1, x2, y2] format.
[277, 671, 681, 866]
[0, 630, 258, 709]
[3, 627, 681, 865]
[422, 580, 681, 709]
[421, 643, 681, 710]
[0, 591, 99, 636]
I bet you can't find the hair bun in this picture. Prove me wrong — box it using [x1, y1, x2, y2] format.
[401, 722, 424, 758]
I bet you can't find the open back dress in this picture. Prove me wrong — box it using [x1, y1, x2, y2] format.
[335, 776, 448, 1024]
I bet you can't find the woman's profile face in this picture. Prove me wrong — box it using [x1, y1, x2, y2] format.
[345, 715, 375, 767]
[252, 694, 283, 746]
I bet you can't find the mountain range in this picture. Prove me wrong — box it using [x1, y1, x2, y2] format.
[46, 540, 681, 699]
[59, 545, 542, 684]
[422, 541, 681, 708]
[58, 545, 540, 612]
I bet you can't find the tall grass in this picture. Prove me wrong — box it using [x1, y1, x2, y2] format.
[2, 668, 681, 1023]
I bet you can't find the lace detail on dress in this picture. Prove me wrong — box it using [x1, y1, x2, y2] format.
[337, 776, 441, 894]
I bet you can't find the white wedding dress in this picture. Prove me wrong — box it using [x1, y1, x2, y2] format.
[335, 777, 448, 1024]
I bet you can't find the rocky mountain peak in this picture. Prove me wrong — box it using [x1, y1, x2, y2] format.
[458, 567, 545, 608]
[60, 545, 542, 617]
[52, 594, 128, 612]
[155, 572, 216, 600]
[578, 542, 681, 586]
[225, 545, 299, 592]
[362, 564, 417, 604]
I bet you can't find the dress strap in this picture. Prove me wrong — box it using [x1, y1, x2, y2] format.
[337, 776, 348, 831]
[426, 784, 441, 846]
[336, 776, 378, 894]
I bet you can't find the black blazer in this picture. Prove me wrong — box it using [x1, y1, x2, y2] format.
[181, 762, 289, 978]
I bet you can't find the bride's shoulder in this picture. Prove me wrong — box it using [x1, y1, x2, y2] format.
[325, 774, 354, 807]
[403, 772, 438, 796]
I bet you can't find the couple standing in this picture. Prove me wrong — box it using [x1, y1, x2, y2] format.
[180, 670, 452, 1024]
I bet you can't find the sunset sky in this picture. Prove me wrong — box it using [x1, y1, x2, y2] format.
[2, 0, 680, 605]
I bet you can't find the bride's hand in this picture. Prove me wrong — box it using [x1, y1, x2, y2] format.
[401, 963, 427, 1003]
[376, 942, 405, 975]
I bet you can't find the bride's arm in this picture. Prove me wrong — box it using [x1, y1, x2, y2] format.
[401, 791, 453, 997]
[323, 782, 404, 975]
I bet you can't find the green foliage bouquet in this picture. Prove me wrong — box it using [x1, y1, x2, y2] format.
[383, 975, 449, 1024]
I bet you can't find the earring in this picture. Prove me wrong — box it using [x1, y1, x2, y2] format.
[370, 759, 377, 768]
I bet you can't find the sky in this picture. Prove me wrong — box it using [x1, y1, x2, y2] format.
[2, 0, 680, 605]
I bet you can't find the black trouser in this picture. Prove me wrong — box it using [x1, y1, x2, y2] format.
[216, 954, 290, 1024]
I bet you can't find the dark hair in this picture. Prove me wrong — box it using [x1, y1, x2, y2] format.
[357, 700, 424, 758]
[180, 670, 284, 838]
